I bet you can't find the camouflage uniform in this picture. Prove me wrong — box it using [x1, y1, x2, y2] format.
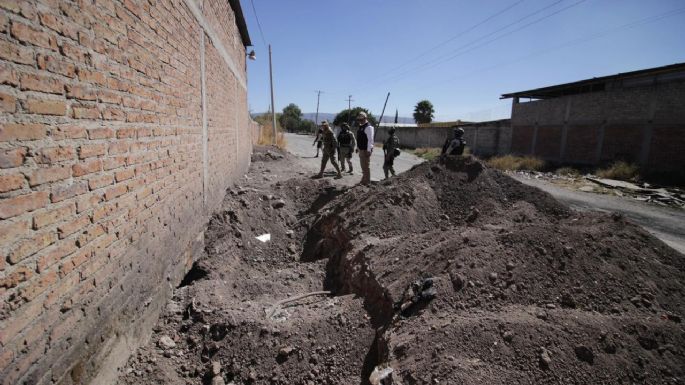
[317, 125, 342, 178]
[382, 132, 400, 179]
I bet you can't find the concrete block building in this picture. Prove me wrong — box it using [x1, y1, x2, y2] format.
[501, 63, 685, 172]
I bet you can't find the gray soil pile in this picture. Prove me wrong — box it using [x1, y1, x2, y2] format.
[118, 149, 684, 385]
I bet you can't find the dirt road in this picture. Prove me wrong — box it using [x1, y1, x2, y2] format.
[283, 133, 424, 183]
[513, 175, 685, 255]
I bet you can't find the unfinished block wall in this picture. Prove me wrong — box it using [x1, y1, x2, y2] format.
[0, 0, 251, 384]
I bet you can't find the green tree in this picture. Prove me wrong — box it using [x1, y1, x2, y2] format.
[333, 107, 378, 128]
[298, 119, 316, 133]
[413, 100, 434, 124]
[279, 103, 303, 132]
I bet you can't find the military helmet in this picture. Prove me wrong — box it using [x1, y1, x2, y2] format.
[388, 126, 397, 134]
[453, 127, 464, 137]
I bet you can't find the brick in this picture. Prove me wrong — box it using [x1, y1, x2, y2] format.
[50, 181, 87, 203]
[0, 348, 13, 373]
[0, 123, 48, 141]
[77, 223, 106, 247]
[0, 39, 34, 65]
[37, 54, 76, 78]
[0, 62, 18, 86]
[0, 147, 26, 168]
[88, 174, 113, 190]
[0, 91, 16, 112]
[19, 270, 58, 301]
[57, 215, 90, 239]
[72, 159, 102, 177]
[33, 203, 74, 229]
[26, 165, 71, 187]
[114, 168, 135, 182]
[91, 201, 115, 222]
[87, 128, 114, 140]
[35, 146, 75, 164]
[44, 271, 79, 308]
[77, 68, 107, 85]
[0, 218, 29, 245]
[79, 143, 106, 159]
[20, 73, 64, 94]
[0, 299, 45, 347]
[60, 41, 87, 62]
[98, 90, 122, 104]
[102, 156, 127, 171]
[76, 192, 102, 213]
[38, 12, 62, 33]
[10, 21, 55, 50]
[65, 84, 97, 101]
[51, 125, 87, 140]
[58, 248, 90, 278]
[0, 265, 33, 289]
[102, 106, 125, 121]
[26, 98, 67, 115]
[0, 172, 25, 192]
[8, 230, 58, 264]
[117, 128, 137, 139]
[0, 191, 49, 219]
[104, 183, 127, 201]
[72, 105, 100, 119]
[38, 239, 78, 273]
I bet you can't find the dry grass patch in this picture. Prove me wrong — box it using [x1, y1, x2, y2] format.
[487, 155, 545, 171]
[555, 167, 581, 177]
[412, 148, 442, 161]
[257, 124, 287, 148]
[596, 161, 639, 181]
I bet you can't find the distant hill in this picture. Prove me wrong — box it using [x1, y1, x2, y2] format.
[253, 112, 416, 125]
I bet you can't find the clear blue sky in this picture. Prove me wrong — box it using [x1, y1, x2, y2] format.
[242, 0, 685, 122]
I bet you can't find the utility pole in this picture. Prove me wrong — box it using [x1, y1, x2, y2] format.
[269, 44, 276, 145]
[314, 90, 323, 126]
[345, 95, 354, 125]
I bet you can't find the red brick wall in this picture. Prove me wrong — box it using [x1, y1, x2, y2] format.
[600, 124, 642, 163]
[564, 125, 600, 164]
[510, 125, 534, 155]
[533, 125, 561, 159]
[509, 80, 685, 169]
[0, 1, 252, 384]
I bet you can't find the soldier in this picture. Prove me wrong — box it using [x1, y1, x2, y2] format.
[440, 126, 466, 161]
[312, 125, 323, 157]
[382, 126, 400, 179]
[337, 123, 357, 173]
[314, 121, 343, 179]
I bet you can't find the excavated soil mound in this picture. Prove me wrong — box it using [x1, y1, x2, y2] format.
[118, 150, 684, 385]
[310, 156, 685, 384]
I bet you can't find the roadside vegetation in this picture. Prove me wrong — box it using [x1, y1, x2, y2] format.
[555, 167, 582, 177]
[254, 116, 287, 148]
[412, 148, 441, 161]
[486, 155, 545, 171]
[596, 161, 640, 181]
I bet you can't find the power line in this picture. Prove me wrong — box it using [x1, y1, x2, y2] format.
[250, 0, 268, 47]
[364, 0, 575, 89]
[404, 6, 685, 94]
[376, 0, 526, 79]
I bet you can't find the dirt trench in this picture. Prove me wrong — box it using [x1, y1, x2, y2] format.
[117, 149, 685, 385]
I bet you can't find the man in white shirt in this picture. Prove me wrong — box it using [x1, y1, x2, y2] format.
[355, 112, 374, 185]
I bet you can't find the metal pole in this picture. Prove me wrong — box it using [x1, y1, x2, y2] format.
[269, 44, 276, 145]
[377, 92, 390, 126]
[346, 95, 354, 125]
[314, 90, 322, 127]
